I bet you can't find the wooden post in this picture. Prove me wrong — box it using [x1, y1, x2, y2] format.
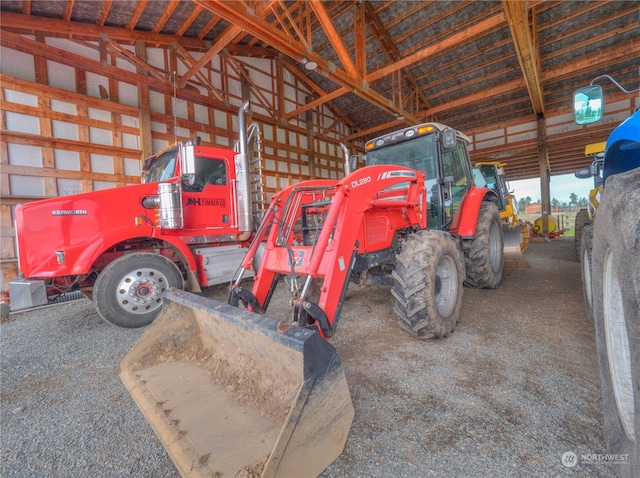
[306, 96, 316, 180]
[135, 41, 153, 160]
[537, 115, 550, 237]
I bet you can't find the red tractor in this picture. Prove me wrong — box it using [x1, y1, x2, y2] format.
[230, 122, 504, 339]
[119, 121, 506, 478]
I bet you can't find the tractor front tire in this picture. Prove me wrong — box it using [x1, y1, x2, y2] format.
[463, 201, 504, 289]
[591, 167, 640, 477]
[574, 208, 589, 261]
[392, 230, 464, 339]
[93, 252, 184, 328]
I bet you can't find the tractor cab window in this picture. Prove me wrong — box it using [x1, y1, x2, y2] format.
[144, 150, 178, 183]
[440, 142, 472, 226]
[366, 134, 439, 191]
[366, 134, 437, 176]
[182, 156, 227, 192]
[366, 134, 441, 229]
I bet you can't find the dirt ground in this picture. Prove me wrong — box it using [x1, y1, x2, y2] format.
[1, 235, 615, 477]
[200, 236, 614, 477]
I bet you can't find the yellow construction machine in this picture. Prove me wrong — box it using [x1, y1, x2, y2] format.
[574, 141, 604, 261]
[475, 162, 530, 268]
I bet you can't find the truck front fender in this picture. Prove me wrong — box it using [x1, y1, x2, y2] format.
[73, 227, 198, 277]
[449, 186, 498, 238]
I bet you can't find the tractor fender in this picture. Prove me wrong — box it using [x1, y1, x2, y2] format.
[449, 186, 498, 238]
[602, 110, 640, 183]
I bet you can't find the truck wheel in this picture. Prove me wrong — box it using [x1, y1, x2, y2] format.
[463, 201, 504, 289]
[580, 224, 594, 326]
[93, 252, 184, 328]
[392, 230, 464, 339]
[591, 168, 639, 477]
[574, 208, 589, 261]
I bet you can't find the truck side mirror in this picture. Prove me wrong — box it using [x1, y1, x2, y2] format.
[574, 85, 603, 124]
[179, 143, 196, 185]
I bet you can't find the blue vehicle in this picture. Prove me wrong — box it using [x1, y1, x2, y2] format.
[574, 81, 639, 477]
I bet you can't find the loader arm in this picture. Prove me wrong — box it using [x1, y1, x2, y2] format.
[231, 165, 426, 338]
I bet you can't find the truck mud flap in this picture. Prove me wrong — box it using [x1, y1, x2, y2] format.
[120, 289, 353, 478]
[503, 223, 530, 268]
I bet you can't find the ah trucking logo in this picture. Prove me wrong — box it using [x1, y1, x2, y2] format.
[186, 198, 226, 207]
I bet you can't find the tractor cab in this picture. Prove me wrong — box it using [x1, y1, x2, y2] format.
[364, 123, 475, 230]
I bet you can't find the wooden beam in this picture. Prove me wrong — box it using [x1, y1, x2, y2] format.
[126, 0, 148, 30]
[0, 11, 206, 50]
[503, 1, 545, 115]
[354, 1, 366, 78]
[97, 0, 112, 26]
[367, 12, 506, 83]
[537, 116, 550, 235]
[176, 5, 204, 37]
[153, 1, 179, 34]
[178, 1, 276, 88]
[196, 0, 418, 123]
[63, 0, 74, 22]
[309, 2, 358, 78]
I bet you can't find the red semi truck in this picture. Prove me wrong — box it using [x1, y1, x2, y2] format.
[10, 102, 265, 328]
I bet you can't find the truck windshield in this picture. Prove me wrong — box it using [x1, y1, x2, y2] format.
[145, 150, 178, 183]
[366, 134, 438, 180]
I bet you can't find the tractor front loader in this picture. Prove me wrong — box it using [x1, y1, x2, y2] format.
[121, 289, 354, 478]
[228, 165, 442, 338]
[121, 122, 503, 478]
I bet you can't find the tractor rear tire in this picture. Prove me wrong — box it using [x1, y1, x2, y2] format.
[574, 208, 589, 261]
[392, 230, 464, 339]
[93, 252, 184, 328]
[580, 223, 594, 326]
[463, 201, 504, 289]
[591, 167, 640, 477]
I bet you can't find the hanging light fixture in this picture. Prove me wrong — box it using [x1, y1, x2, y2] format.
[301, 57, 318, 71]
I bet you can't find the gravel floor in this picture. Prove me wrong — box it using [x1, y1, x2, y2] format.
[1, 237, 617, 477]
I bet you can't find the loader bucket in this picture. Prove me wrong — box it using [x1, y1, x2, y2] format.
[503, 223, 530, 268]
[120, 289, 354, 478]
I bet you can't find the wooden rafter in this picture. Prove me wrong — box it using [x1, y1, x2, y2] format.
[97, 0, 112, 26]
[178, 0, 276, 88]
[126, 0, 148, 31]
[173, 42, 226, 101]
[176, 5, 203, 37]
[63, 0, 74, 22]
[364, 2, 430, 112]
[503, 0, 545, 115]
[308, 2, 358, 78]
[194, 0, 418, 122]
[153, 1, 179, 34]
[0, 11, 203, 49]
[270, 0, 307, 47]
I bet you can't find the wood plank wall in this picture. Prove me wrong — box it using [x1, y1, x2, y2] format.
[0, 33, 362, 289]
